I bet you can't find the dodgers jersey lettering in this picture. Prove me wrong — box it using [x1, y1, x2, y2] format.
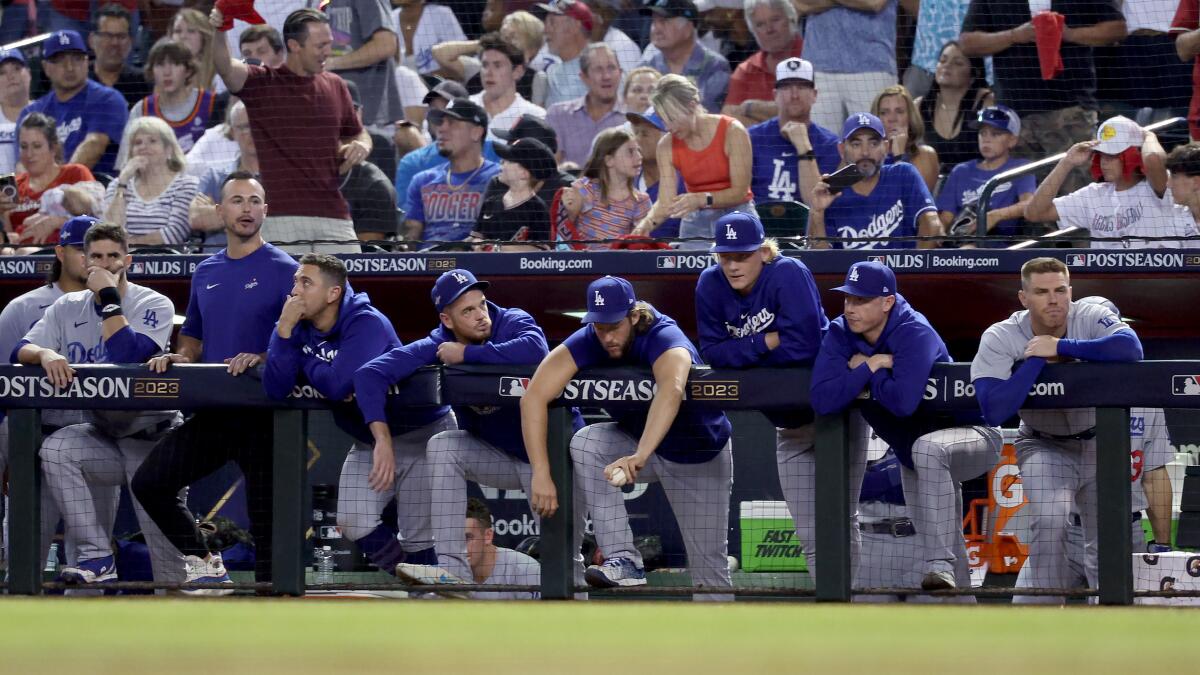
[823, 162, 936, 249]
[748, 118, 840, 203]
[406, 161, 501, 248]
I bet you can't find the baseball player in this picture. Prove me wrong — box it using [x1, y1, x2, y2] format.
[354, 269, 584, 587]
[17, 222, 185, 586]
[463, 497, 541, 600]
[129, 172, 297, 594]
[971, 257, 1143, 604]
[521, 276, 735, 599]
[263, 254, 456, 576]
[694, 211, 845, 581]
[812, 261, 1002, 595]
[855, 450, 924, 602]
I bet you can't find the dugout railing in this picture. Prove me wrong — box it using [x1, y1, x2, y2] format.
[1, 361, 1196, 604]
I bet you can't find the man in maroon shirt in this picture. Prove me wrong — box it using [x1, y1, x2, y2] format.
[208, 7, 371, 253]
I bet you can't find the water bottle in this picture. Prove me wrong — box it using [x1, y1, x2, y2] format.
[314, 545, 334, 585]
[44, 542, 59, 573]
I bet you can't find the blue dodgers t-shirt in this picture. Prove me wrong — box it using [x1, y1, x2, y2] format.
[935, 157, 1036, 239]
[563, 308, 732, 462]
[748, 118, 840, 203]
[181, 243, 298, 363]
[17, 80, 128, 176]
[405, 160, 501, 248]
[823, 162, 936, 249]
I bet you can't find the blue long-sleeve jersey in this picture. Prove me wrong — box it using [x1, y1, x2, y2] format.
[811, 294, 983, 468]
[263, 286, 449, 443]
[695, 255, 829, 428]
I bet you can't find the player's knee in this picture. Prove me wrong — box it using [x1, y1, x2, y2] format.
[336, 513, 374, 542]
[426, 430, 462, 456]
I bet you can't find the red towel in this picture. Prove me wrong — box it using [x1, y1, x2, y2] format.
[1032, 10, 1065, 80]
[215, 0, 266, 31]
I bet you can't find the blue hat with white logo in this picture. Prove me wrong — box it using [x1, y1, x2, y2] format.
[43, 30, 87, 59]
[832, 261, 896, 298]
[58, 215, 98, 248]
[976, 105, 1021, 136]
[431, 269, 490, 312]
[626, 107, 666, 132]
[0, 48, 26, 67]
[711, 211, 764, 253]
[841, 112, 885, 143]
[582, 275, 636, 324]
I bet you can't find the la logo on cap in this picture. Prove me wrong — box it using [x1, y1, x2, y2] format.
[452, 272, 469, 284]
[593, 290, 605, 306]
[849, 266, 860, 282]
[724, 223, 737, 239]
[858, 114, 871, 126]
[59, 33, 70, 45]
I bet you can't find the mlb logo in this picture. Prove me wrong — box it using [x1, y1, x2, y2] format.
[1066, 254, 1086, 266]
[1173, 376, 1200, 396]
[868, 256, 885, 264]
[499, 377, 530, 397]
[129, 262, 145, 274]
[657, 255, 677, 269]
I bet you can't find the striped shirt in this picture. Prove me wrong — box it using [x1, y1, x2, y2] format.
[104, 172, 200, 245]
[573, 177, 650, 249]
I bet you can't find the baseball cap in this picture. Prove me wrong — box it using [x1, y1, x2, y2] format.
[58, 215, 98, 248]
[0, 48, 26, 67]
[422, 79, 469, 106]
[1095, 115, 1143, 155]
[432, 269, 490, 312]
[695, 0, 741, 10]
[625, 107, 666, 132]
[774, 57, 814, 88]
[710, 212, 764, 253]
[426, 97, 489, 129]
[495, 137, 557, 181]
[582, 275, 636, 324]
[537, 0, 595, 33]
[43, 30, 87, 59]
[641, 0, 699, 22]
[975, 105, 1020, 136]
[841, 112, 885, 143]
[493, 113, 560, 154]
[832, 261, 897, 298]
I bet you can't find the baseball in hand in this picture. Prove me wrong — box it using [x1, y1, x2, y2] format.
[608, 468, 628, 487]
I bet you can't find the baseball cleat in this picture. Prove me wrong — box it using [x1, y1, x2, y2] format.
[921, 570, 957, 591]
[584, 557, 646, 588]
[182, 553, 235, 596]
[61, 555, 118, 584]
[394, 564, 469, 599]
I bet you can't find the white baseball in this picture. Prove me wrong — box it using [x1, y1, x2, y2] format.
[608, 467, 628, 487]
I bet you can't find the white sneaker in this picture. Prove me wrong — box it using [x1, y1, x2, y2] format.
[395, 564, 468, 599]
[921, 570, 956, 591]
[182, 553, 235, 596]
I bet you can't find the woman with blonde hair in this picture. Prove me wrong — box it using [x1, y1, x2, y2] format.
[623, 66, 661, 114]
[104, 116, 199, 246]
[872, 84, 940, 192]
[560, 127, 650, 249]
[170, 8, 217, 90]
[634, 74, 754, 249]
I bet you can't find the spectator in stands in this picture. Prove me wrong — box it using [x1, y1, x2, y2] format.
[239, 24, 288, 68]
[1167, 143, 1200, 223]
[624, 66, 662, 115]
[473, 137, 555, 249]
[104, 116, 200, 247]
[1, 113, 101, 250]
[627, 108, 684, 238]
[462, 498, 541, 599]
[504, 11, 561, 74]
[43, 0, 114, 36]
[124, 40, 222, 160]
[394, 0, 467, 75]
[171, 9, 219, 91]
[17, 30, 128, 178]
[633, 75, 754, 248]
[339, 80, 401, 243]
[872, 85, 939, 192]
[915, 41, 993, 173]
[209, 7, 370, 254]
[1173, 0, 1200, 142]
[1024, 116, 1199, 248]
[960, 0, 1126, 187]
[722, 0, 803, 127]
[935, 105, 1035, 244]
[581, 0, 643, 72]
[561, 127, 650, 247]
[748, 57, 839, 205]
[640, 0, 731, 114]
[190, 102, 258, 250]
[88, 4, 151, 108]
[545, 43, 625, 167]
[404, 98, 501, 247]
[903, 0, 971, 99]
[695, 0, 758, 68]
[470, 34, 546, 142]
[324, 0, 402, 131]
[432, 29, 551, 109]
[487, 113, 573, 209]
[338, 80, 399, 194]
[807, 112, 941, 250]
[540, 0, 597, 107]
[0, 49, 30, 175]
[797, 0, 898, 132]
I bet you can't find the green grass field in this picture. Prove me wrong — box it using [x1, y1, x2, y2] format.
[0, 599, 1197, 674]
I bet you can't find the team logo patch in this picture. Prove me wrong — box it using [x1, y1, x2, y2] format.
[1172, 375, 1200, 395]
[1100, 124, 1117, 141]
[499, 377, 529, 397]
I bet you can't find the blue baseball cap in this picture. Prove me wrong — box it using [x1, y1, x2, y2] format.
[976, 105, 1021, 136]
[0, 48, 26, 67]
[711, 211, 764, 253]
[431, 269, 490, 312]
[841, 112, 885, 143]
[58, 215, 98, 248]
[626, 107, 666, 132]
[43, 30, 87, 60]
[832, 261, 896, 298]
[582, 275, 636, 324]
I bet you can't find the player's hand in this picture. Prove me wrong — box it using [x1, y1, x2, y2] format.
[436, 341, 466, 365]
[1024, 335, 1059, 359]
[277, 295, 306, 338]
[530, 469, 558, 518]
[668, 192, 706, 219]
[39, 350, 74, 388]
[848, 353, 869, 369]
[148, 352, 191, 373]
[781, 121, 811, 153]
[1010, 22, 1036, 44]
[86, 265, 121, 294]
[809, 180, 837, 212]
[208, 7, 224, 30]
[368, 438, 396, 492]
[224, 352, 263, 376]
[1063, 140, 1098, 168]
[338, 139, 370, 174]
[605, 453, 648, 484]
[866, 354, 894, 372]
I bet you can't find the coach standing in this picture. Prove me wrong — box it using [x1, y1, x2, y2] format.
[209, 7, 370, 254]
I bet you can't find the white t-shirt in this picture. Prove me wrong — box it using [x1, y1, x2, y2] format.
[606, 27, 643, 75]
[469, 546, 541, 600]
[393, 3, 466, 75]
[469, 92, 546, 141]
[529, 45, 560, 73]
[1053, 180, 1200, 248]
[0, 106, 17, 175]
[395, 64, 429, 110]
[185, 125, 240, 178]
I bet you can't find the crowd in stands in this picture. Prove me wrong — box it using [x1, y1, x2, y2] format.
[0, 0, 1199, 253]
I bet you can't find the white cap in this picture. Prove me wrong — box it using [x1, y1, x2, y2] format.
[1094, 116, 1144, 155]
[774, 57, 814, 87]
[695, 0, 742, 10]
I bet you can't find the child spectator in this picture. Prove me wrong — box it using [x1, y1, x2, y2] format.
[473, 137, 556, 250]
[561, 126, 650, 248]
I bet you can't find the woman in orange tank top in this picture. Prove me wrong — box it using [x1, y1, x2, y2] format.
[633, 74, 755, 249]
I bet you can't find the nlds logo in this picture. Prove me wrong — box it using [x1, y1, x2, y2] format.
[867, 254, 924, 269]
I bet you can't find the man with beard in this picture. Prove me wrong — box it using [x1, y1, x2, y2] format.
[131, 173, 298, 593]
[806, 112, 942, 249]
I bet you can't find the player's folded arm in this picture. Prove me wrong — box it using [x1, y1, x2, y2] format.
[462, 311, 548, 364]
[868, 333, 942, 418]
[103, 326, 162, 363]
[1056, 330, 1143, 362]
[810, 326, 873, 416]
[263, 329, 304, 400]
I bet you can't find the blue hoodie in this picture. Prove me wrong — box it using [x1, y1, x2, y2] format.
[811, 294, 983, 468]
[355, 301, 583, 461]
[263, 285, 450, 443]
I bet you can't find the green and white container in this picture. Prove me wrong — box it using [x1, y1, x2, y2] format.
[739, 501, 807, 572]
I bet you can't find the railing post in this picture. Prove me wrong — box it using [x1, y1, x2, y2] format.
[540, 407, 575, 600]
[814, 412, 852, 602]
[271, 409, 306, 596]
[7, 409, 42, 595]
[1096, 407, 1133, 605]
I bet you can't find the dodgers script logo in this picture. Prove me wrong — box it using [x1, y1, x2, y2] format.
[726, 308, 775, 338]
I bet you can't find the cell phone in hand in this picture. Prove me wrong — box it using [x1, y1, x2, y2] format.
[823, 164, 865, 194]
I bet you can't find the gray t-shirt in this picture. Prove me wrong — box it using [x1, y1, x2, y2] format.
[1130, 407, 1172, 514]
[323, 0, 403, 126]
[470, 546, 540, 600]
[0, 283, 90, 429]
[971, 301, 1129, 436]
[801, 0, 897, 76]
